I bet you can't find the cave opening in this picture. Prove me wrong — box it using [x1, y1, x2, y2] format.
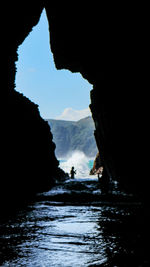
[15, 9, 99, 178]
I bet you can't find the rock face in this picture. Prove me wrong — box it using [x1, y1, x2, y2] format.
[47, 117, 98, 158]
[4, 90, 63, 210]
[90, 153, 102, 175]
[45, 3, 145, 196]
[5, 0, 146, 208]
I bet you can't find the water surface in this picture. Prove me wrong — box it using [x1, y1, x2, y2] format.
[0, 178, 146, 266]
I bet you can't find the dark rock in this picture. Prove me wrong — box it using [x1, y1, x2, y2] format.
[45, 3, 146, 198]
[2, 90, 65, 212]
[90, 152, 102, 175]
[5, 1, 147, 210]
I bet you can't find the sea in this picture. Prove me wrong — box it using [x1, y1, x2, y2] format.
[59, 151, 94, 179]
[0, 151, 146, 266]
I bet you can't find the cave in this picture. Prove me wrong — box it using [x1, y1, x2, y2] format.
[5, 2, 146, 210]
[2, 2, 149, 266]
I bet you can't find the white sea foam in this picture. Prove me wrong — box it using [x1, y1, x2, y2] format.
[59, 151, 95, 178]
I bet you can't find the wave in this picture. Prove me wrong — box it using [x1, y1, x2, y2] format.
[59, 151, 94, 178]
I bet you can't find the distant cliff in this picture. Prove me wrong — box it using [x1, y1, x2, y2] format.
[47, 117, 98, 158]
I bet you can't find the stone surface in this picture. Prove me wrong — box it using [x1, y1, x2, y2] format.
[5, 1, 146, 209]
[45, 3, 144, 196]
[90, 152, 102, 175]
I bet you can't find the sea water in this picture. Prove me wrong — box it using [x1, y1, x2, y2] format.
[0, 151, 145, 266]
[0, 188, 143, 266]
[59, 151, 94, 178]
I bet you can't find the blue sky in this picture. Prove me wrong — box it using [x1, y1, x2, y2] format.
[15, 9, 92, 120]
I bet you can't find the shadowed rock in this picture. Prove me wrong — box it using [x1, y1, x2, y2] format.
[5, 1, 147, 210]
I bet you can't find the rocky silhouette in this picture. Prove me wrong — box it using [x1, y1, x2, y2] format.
[3, 1, 149, 266]
[90, 152, 102, 175]
[5, 2, 147, 205]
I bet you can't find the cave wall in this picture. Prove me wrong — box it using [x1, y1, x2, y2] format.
[44, 2, 144, 195]
[5, 0, 146, 207]
[5, 1, 63, 210]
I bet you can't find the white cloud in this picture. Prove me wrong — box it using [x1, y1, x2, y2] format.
[55, 107, 91, 121]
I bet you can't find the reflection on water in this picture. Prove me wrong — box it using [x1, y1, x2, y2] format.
[0, 178, 148, 266]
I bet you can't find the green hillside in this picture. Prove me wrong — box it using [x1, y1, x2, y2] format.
[46, 116, 98, 158]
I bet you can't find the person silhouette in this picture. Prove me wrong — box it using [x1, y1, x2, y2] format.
[70, 166, 76, 179]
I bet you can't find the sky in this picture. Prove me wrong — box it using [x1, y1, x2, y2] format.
[15, 9, 92, 120]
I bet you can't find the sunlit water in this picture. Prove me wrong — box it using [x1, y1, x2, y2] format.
[59, 151, 94, 179]
[0, 175, 146, 267]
